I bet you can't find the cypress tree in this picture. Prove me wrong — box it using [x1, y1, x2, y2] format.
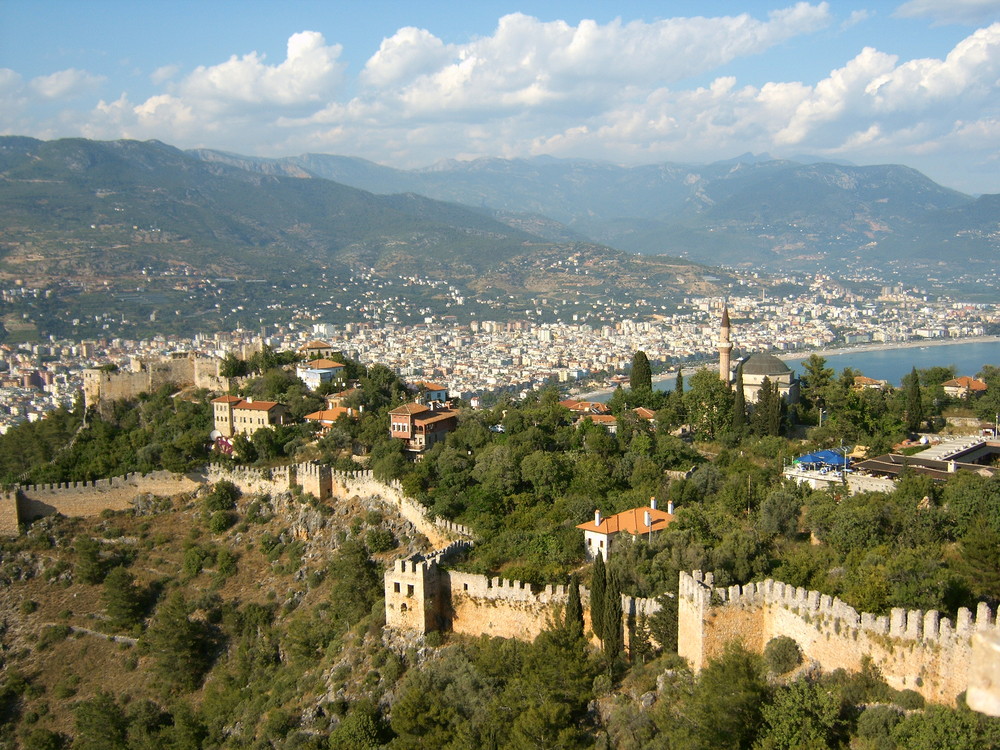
[732, 365, 746, 433]
[675, 369, 683, 394]
[590, 553, 607, 641]
[631, 351, 652, 395]
[602, 570, 623, 660]
[905, 366, 924, 432]
[565, 574, 584, 640]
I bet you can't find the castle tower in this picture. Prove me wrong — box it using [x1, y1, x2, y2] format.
[717, 304, 733, 385]
[384, 557, 443, 633]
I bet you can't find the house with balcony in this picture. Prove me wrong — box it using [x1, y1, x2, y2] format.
[389, 402, 458, 453]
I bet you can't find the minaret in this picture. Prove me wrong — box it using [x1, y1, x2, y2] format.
[717, 304, 733, 385]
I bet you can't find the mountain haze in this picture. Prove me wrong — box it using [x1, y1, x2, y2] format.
[192, 149, 998, 273]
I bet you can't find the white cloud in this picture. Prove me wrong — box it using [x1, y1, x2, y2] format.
[151, 64, 180, 85]
[842, 9, 873, 29]
[176, 30, 345, 110]
[894, 0, 1000, 25]
[29, 68, 105, 99]
[7, 8, 999, 192]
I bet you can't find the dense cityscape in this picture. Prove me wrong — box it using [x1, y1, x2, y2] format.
[1, 270, 996, 432]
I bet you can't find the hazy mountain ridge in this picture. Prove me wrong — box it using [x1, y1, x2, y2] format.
[191, 147, 998, 272]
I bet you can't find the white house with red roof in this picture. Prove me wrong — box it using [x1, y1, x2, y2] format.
[942, 376, 988, 398]
[576, 499, 677, 561]
[295, 358, 346, 390]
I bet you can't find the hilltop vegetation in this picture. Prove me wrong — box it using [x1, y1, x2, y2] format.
[4, 355, 1000, 747]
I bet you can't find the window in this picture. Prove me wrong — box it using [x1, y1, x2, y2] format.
[393, 582, 400, 593]
[407, 584, 414, 597]
[463, 583, 469, 591]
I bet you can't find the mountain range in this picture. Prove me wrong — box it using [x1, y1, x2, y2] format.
[193, 148, 999, 274]
[1, 135, 997, 329]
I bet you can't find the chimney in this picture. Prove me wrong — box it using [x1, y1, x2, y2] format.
[245, 396, 253, 403]
[644, 511, 652, 529]
[594, 509, 602, 527]
[650, 496, 657, 510]
[667, 500, 675, 515]
[948, 460, 957, 473]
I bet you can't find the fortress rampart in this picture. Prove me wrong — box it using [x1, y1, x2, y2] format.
[83, 354, 230, 408]
[384, 545, 661, 644]
[679, 570, 982, 706]
[2, 471, 201, 531]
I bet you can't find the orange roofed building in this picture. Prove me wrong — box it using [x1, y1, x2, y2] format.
[212, 396, 290, 438]
[942, 376, 988, 398]
[389, 402, 458, 453]
[577, 499, 677, 561]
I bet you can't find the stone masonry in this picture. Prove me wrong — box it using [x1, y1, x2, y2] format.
[679, 570, 982, 706]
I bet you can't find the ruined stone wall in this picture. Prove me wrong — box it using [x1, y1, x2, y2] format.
[679, 570, 982, 706]
[9, 471, 200, 528]
[83, 355, 228, 408]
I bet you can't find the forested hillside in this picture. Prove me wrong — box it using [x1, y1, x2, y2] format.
[3, 355, 1000, 747]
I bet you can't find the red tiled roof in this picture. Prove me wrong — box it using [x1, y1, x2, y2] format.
[212, 395, 242, 404]
[235, 400, 280, 411]
[414, 410, 457, 426]
[577, 505, 676, 535]
[305, 407, 351, 422]
[634, 407, 656, 420]
[302, 358, 345, 370]
[416, 380, 447, 391]
[943, 376, 987, 391]
[301, 340, 332, 350]
[389, 402, 430, 416]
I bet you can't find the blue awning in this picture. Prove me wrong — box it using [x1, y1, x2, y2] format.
[794, 449, 849, 467]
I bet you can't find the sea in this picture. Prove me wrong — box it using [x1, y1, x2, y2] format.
[587, 339, 1000, 401]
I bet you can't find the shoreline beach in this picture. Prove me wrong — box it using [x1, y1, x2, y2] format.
[577, 335, 1000, 400]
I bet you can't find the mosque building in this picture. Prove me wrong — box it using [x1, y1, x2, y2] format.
[717, 304, 800, 404]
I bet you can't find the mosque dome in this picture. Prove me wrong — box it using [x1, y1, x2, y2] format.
[741, 353, 792, 376]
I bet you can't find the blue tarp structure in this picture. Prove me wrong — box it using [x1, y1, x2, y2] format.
[793, 449, 849, 467]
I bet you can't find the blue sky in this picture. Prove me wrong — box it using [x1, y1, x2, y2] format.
[1, 1, 998, 193]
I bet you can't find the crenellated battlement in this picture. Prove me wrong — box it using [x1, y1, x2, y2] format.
[679, 570, 982, 706]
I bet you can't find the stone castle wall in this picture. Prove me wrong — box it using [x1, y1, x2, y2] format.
[6, 471, 201, 529]
[679, 570, 982, 706]
[205, 465, 472, 549]
[384, 546, 661, 644]
[83, 354, 229, 408]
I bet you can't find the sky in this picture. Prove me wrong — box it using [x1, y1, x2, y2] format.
[1, 1, 999, 194]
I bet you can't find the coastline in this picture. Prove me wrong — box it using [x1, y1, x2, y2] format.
[576, 335, 1000, 400]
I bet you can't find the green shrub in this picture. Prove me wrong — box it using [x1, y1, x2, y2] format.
[764, 635, 802, 674]
[365, 528, 396, 554]
[208, 510, 235, 534]
[20, 600, 38, 615]
[36, 625, 71, 651]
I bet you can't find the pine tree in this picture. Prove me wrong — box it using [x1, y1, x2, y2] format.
[143, 592, 210, 694]
[732, 365, 746, 433]
[102, 566, 142, 631]
[631, 351, 652, 395]
[590, 554, 607, 641]
[565, 574, 584, 640]
[74, 536, 104, 585]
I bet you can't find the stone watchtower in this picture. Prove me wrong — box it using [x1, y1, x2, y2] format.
[717, 304, 733, 384]
[384, 557, 443, 633]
